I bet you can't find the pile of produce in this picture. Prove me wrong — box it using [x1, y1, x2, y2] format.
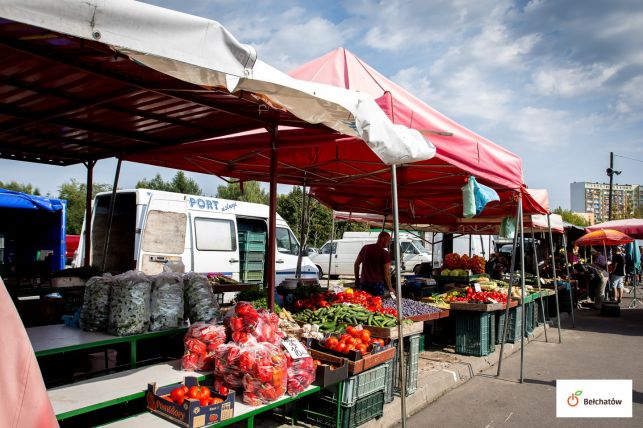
[150, 273, 184, 332]
[277, 309, 302, 337]
[80, 274, 113, 332]
[293, 304, 398, 330]
[444, 287, 507, 304]
[440, 253, 486, 274]
[184, 273, 219, 323]
[108, 271, 151, 336]
[163, 383, 227, 406]
[181, 322, 226, 371]
[207, 272, 238, 285]
[382, 297, 442, 318]
[320, 326, 386, 355]
[284, 353, 316, 396]
[422, 295, 450, 310]
[292, 288, 397, 317]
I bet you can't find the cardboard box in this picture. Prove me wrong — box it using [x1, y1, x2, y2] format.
[146, 376, 235, 428]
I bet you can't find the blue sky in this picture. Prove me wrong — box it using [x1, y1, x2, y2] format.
[1, 0, 642, 209]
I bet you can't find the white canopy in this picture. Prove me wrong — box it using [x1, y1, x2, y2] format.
[0, 0, 435, 166]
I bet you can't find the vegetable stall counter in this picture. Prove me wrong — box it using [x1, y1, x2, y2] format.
[28, 323, 187, 369]
[49, 359, 206, 420]
[98, 384, 322, 428]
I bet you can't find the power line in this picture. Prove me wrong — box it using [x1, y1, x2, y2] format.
[614, 154, 643, 163]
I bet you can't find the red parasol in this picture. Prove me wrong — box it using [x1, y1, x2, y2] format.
[573, 229, 635, 246]
[585, 218, 643, 239]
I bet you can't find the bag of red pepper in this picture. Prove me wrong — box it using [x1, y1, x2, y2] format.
[181, 322, 226, 371]
[225, 302, 284, 345]
[239, 342, 288, 406]
[213, 341, 246, 389]
[284, 352, 315, 396]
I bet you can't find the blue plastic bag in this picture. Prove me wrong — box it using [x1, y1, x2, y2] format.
[462, 176, 500, 218]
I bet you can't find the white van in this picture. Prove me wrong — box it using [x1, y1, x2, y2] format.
[310, 232, 432, 277]
[74, 189, 318, 284]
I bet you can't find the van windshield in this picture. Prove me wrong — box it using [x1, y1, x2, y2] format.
[413, 241, 428, 254]
[276, 227, 299, 255]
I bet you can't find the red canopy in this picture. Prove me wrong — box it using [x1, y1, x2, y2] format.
[292, 48, 524, 190]
[127, 48, 545, 217]
[585, 219, 643, 239]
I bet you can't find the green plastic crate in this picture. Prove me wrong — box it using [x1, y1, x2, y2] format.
[240, 251, 265, 262]
[524, 302, 535, 335]
[239, 231, 266, 243]
[392, 334, 420, 395]
[496, 306, 522, 344]
[321, 363, 387, 406]
[242, 271, 264, 282]
[240, 241, 265, 252]
[455, 311, 495, 357]
[305, 391, 385, 428]
[241, 260, 264, 272]
[382, 358, 394, 404]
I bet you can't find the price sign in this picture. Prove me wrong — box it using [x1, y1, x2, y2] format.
[474, 283, 482, 292]
[281, 338, 310, 360]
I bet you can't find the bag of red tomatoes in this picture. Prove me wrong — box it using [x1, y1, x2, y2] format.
[239, 342, 288, 406]
[181, 322, 226, 371]
[213, 341, 246, 389]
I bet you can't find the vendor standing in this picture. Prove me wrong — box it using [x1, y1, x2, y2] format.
[354, 231, 395, 297]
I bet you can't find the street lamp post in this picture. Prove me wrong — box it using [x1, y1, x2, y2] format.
[606, 151, 621, 221]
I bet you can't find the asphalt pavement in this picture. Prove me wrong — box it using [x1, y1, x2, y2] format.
[407, 293, 643, 428]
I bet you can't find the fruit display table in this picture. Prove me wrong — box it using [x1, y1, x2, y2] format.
[28, 324, 187, 369]
[98, 385, 322, 428]
[50, 360, 205, 421]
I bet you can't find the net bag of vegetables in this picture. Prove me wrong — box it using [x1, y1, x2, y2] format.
[108, 271, 151, 336]
[80, 274, 113, 332]
[183, 273, 219, 323]
[150, 272, 184, 331]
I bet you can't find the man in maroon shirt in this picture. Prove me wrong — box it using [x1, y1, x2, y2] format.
[354, 231, 395, 297]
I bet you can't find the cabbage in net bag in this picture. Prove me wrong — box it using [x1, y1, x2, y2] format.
[108, 271, 152, 336]
[183, 273, 219, 322]
[150, 272, 184, 331]
[80, 274, 113, 332]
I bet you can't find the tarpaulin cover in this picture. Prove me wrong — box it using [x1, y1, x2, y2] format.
[0, 189, 64, 211]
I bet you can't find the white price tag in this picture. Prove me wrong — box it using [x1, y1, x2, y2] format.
[474, 283, 482, 292]
[281, 338, 310, 360]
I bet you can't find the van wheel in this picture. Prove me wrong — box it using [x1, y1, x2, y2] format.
[315, 266, 324, 279]
[413, 265, 421, 275]
[330, 275, 340, 280]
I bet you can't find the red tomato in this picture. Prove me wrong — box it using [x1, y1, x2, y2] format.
[325, 337, 339, 349]
[170, 387, 186, 405]
[201, 387, 211, 399]
[337, 343, 347, 353]
[180, 385, 189, 395]
[358, 344, 368, 355]
[188, 386, 201, 399]
[199, 398, 209, 406]
[211, 397, 224, 404]
[217, 385, 229, 396]
[360, 330, 371, 342]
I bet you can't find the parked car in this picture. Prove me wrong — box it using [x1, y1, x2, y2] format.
[65, 235, 80, 265]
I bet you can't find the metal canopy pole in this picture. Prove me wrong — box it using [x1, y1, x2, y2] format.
[266, 125, 278, 312]
[547, 214, 562, 343]
[327, 214, 335, 288]
[101, 157, 122, 272]
[518, 198, 526, 383]
[562, 233, 576, 327]
[83, 160, 96, 267]
[295, 182, 307, 278]
[391, 164, 407, 428]
[497, 198, 521, 376]
[531, 230, 548, 343]
[431, 232, 436, 269]
[468, 234, 472, 256]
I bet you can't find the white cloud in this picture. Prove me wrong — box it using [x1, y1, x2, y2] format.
[470, 25, 541, 67]
[530, 63, 624, 97]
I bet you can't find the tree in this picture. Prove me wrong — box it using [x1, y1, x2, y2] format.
[58, 179, 112, 234]
[136, 171, 203, 195]
[0, 180, 40, 195]
[216, 180, 268, 204]
[553, 207, 589, 227]
[277, 186, 369, 249]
